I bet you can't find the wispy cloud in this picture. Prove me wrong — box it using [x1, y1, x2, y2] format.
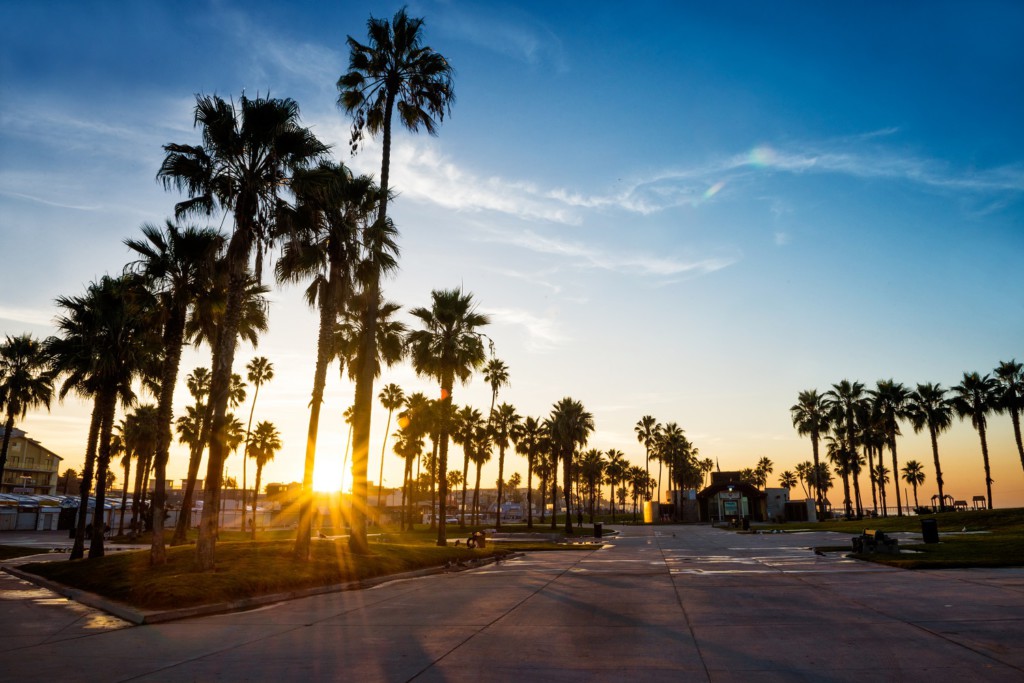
[0, 305, 54, 327]
[484, 307, 567, 352]
[0, 190, 101, 212]
[480, 228, 737, 278]
[433, 4, 568, 72]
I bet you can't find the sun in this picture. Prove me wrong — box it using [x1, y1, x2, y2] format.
[312, 459, 349, 493]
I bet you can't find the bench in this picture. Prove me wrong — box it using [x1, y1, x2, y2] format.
[852, 529, 900, 554]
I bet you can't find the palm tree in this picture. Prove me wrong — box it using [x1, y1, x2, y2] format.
[48, 275, 156, 559]
[160, 92, 327, 569]
[873, 464, 890, 513]
[490, 402, 521, 531]
[627, 465, 647, 521]
[407, 288, 489, 546]
[124, 220, 223, 564]
[334, 289, 405, 550]
[452, 405, 482, 528]
[241, 357, 273, 518]
[172, 366, 210, 545]
[338, 7, 455, 553]
[124, 404, 159, 534]
[276, 163, 381, 558]
[580, 449, 605, 522]
[868, 379, 910, 516]
[392, 425, 423, 530]
[470, 422, 492, 524]
[790, 389, 830, 517]
[995, 360, 1024, 474]
[951, 372, 1002, 510]
[548, 397, 594, 535]
[754, 457, 774, 489]
[906, 383, 953, 511]
[247, 421, 281, 539]
[111, 432, 129, 534]
[511, 416, 543, 529]
[0, 334, 54, 490]
[376, 383, 405, 507]
[483, 358, 509, 417]
[604, 449, 627, 521]
[779, 470, 797, 490]
[634, 416, 660, 500]
[901, 460, 926, 510]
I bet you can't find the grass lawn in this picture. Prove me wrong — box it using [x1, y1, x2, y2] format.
[19, 527, 592, 611]
[762, 508, 1024, 569]
[0, 545, 46, 561]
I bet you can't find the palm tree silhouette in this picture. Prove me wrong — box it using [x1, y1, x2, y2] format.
[548, 398, 594, 535]
[512, 416, 545, 529]
[490, 403, 521, 531]
[906, 383, 952, 511]
[339, 8, 454, 553]
[634, 415, 660, 500]
[376, 383, 406, 508]
[901, 460, 926, 510]
[994, 360, 1024, 474]
[407, 288, 489, 546]
[124, 221, 223, 564]
[247, 421, 281, 539]
[160, 93, 327, 569]
[951, 372, 1002, 510]
[241, 357, 273, 519]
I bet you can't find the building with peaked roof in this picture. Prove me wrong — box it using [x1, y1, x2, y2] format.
[0, 428, 62, 495]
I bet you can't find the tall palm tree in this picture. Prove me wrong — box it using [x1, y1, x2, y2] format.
[901, 460, 926, 510]
[490, 402, 521, 531]
[627, 465, 647, 521]
[867, 379, 911, 516]
[0, 334, 54, 490]
[338, 8, 455, 553]
[906, 383, 953, 511]
[407, 288, 489, 546]
[277, 163, 381, 558]
[247, 421, 281, 539]
[173, 366, 210, 545]
[604, 449, 627, 522]
[48, 275, 156, 559]
[124, 404, 159, 534]
[548, 397, 594, 535]
[241, 357, 274, 517]
[392, 424, 423, 530]
[995, 360, 1024, 474]
[826, 380, 867, 519]
[634, 416, 660, 500]
[160, 92, 327, 569]
[376, 383, 405, 507]
[790, 389, 830, 517]
[951, 372, 1002, 510]
[469, 422, 492, 524]
[511, 416, 544, 529]
[124, 220, 223, 564]
[334, 289, 405, 551]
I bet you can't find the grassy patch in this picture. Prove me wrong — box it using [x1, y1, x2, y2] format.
[770, 508, 1024, 569]
[21, 534, 591, 611]
[0, 545, 46, 561]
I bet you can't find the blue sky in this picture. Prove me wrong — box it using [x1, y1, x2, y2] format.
[2, 1, 1022, 505]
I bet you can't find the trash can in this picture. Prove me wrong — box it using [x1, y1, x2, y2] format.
[742, 517, 750, 531]
[594, 522, 603, 538]
[921, 518, 939, 544]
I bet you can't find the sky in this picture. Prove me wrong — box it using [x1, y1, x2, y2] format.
[1, 1, 1022, 508]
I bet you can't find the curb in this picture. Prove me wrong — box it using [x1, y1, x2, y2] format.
[2, 552, 515, 626]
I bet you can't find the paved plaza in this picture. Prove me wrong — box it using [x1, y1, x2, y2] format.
[2, 524, 1023, 681]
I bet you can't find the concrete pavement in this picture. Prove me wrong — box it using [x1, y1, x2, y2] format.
[2, 525, 1022, 681]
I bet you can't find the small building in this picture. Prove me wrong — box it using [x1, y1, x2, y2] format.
[696, 472, 767, 523]
[0, 428, 62, 495]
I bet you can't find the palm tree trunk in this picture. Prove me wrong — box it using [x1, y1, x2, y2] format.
[252, 464, 263, 538]
[0, 412, 15, 487]
[460, 448, 469, 528]
[811, 435, 824, 519]
[563, 449, 573, 536]
[197, 251, 249, 570]
[241, 383, 260, 521]
[429, 436, 437, 530]
[295, 302, 334, 560]
[118, 459, 131, 536]
[1010, 407, 1024, 475]
[89, 389, 118, 559]
[350, 357, 374, 552]
[889, 438, 904, 516]
[866, 444, 878, 515]
[151, 317, 186, 563]
[70, 402, 102, 560]
[131, 454, 145, 532]
[435, 379, 454, 547]
[979, 424, 994, 509]
[172, 412, 208, 545]
[377, 408, 394, 508]
[550, 453, 558, 531]
[929, 426, 945, 511]
[496, 445, 506, 532]
[472, 461, 482, 524]
[526, 454, 534, 530]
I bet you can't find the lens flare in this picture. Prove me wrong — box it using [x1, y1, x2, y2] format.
[703, 181, 726, 200]
[748, 145, 777, 167]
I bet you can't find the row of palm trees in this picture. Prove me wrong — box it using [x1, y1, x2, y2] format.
[791, 363, 1023, 519]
